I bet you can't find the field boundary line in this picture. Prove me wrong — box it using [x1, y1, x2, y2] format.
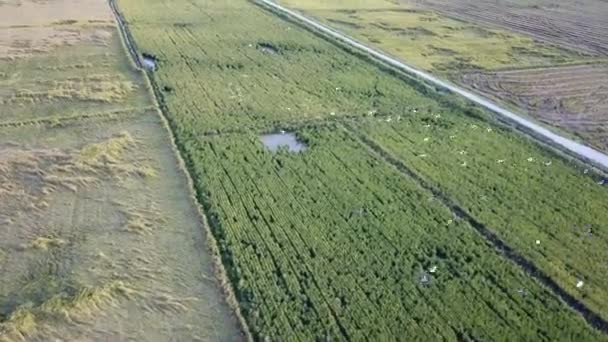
[109, 0, 143, 70]
[0, 107, 153, 129]
[107, 0, 252, 340]
[253, 0, 608, 172]
[454, 59, 608, 74]
[343, 123, 608, 334]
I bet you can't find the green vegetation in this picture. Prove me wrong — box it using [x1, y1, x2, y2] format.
[354, 112, 608, 318]
[118, 0, 608, 339]
[277, 0, 581, 72]
[120, 0, 437, 132]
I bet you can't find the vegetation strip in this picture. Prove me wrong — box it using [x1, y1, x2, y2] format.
[107, 0, 252, 339]
[253, 0, 608, 171]
[344, 123, 608, 333]
[109, 0, 143, 70]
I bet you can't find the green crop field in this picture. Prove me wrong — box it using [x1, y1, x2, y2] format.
[185, 128, 601, 340]
[352, 108, 608, 317]
[115, 0, 608, 340]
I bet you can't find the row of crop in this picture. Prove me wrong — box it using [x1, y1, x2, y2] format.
[182, 127, 601, 340]
[356, 109, 608, 318]
[116, 0, 607, 338]
[120, 0, 449, 132]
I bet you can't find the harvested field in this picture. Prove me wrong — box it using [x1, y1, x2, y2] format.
[0, 0, 113, 27]
[0, 115, 242, 341]
[461, 63, 608, 151]
[117, 0, 608, 339]
[0, 0, 243, 340]
[0, 0, 115, 60]
[403, 0, 608, 56]
[277, 0, 580, 73]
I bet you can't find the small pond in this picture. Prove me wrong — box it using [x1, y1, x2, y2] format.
[260, 132, 307, 153]
[142, 54, 157, 71]
[257, 42, 279, 55]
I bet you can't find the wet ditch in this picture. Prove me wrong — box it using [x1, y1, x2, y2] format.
[256, 42, 280, 55]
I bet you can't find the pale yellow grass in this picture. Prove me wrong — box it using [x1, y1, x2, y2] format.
[0, 0, 115, 60]
[0, 0, 113, 27]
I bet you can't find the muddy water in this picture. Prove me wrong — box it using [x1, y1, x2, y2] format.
[257, 42, 279, 55]
[0, 114, 243, 341]
[142, 55, 157, 71]
[261, 132, 307, 152]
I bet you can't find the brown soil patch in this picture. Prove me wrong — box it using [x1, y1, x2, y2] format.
[461, 63, 608, 151]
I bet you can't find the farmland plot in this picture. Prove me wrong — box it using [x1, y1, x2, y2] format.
[0, 115, 242, 341]
[461, 64, 608, 151]
[118, 0, 449, 132]
[184, 129, 602, 340]
[401, 0, 608, 56]
[0, 0, 243, 340]
[117, 0, 608, 339]
[276, 0, 579, 73]
[0, 0, 151, 124]
[0, 28, 151, 124]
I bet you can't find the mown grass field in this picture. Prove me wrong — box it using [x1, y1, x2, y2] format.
[0, 0, 242, 340]
[117, 0, 608, 340]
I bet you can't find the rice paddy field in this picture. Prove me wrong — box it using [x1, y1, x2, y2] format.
[115, 0, 608, 340]
[0, 0, 243, 340]
[276, 0, 608, 154]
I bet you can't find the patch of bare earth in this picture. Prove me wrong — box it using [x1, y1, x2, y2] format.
[461, 63, 608, 151]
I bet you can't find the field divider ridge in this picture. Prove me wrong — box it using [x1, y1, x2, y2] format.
[342, 122, 608, 334]
[252, 0, 608, 172]
[0, 107, 155, 129]
[107, 0, 253, 340]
